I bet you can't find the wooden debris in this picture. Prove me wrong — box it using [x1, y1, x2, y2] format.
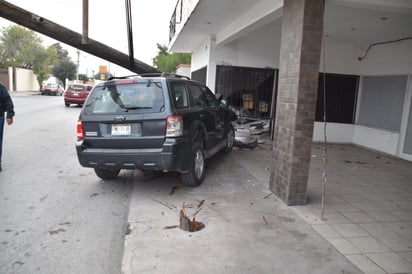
[179, 203, 205, 232]
[169, 185, 181, 195]
[151, 199, 174, 210]
[180, 209, 204, 232]
[197, 199, 205, 208]
[263, 193, 272, 199]
[164, 225, 179, 230]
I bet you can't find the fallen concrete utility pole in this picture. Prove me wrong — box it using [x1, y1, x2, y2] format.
[0, 0, 159, 74]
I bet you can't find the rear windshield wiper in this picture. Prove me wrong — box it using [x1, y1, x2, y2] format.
[121, 105, 152, 112]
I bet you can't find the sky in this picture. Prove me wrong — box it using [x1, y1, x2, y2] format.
[0, 0, 177, 76]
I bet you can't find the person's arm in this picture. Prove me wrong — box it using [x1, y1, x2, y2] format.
[5, 95, 15, 121]
[0, 84, 15, 123]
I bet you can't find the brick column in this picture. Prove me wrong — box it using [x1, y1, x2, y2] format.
[269, 0, 323, 205]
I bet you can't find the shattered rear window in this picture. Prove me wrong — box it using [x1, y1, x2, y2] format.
[84, 82, 164, 115]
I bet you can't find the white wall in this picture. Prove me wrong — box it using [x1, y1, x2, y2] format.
[214, 42, 239, 67]
[8, 67, 13, 91]
[321, 40, 362, 75]
[399, 76, 412, 161]
[360, 39, 412, 75]
[175, 65, 191, 78]
[313, 123, 354, 143]
[353, 125, 400, 156]
[14, 68, 39, 92]
[189, 18, 412, 160]
[210, 24, 363, 75]
[191, 39, 210, 72]
[212, 21, 281, 69]
[315, 123, 400, 157]
[236, 25, 280, 68]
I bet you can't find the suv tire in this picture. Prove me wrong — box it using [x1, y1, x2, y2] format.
[181, 143, 205, 186]
[221, 125, 235, 153]
[94, 168, 121, 180]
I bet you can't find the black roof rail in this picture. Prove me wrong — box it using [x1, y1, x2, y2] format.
[139, 72, 191, 80]
[160, 72, 191, 80]
[107, 73, 191, 81]
[138, 73, 163, 77]
[107, 75, 139, 80]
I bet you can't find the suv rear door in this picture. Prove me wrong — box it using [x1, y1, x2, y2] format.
[80, 79, 167, 150]
[168, 80, 217, 148]
[187, 82, 222, 148]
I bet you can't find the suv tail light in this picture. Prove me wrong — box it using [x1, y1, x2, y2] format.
[166, 115, 183, 137]
[77, 119, 85, 139]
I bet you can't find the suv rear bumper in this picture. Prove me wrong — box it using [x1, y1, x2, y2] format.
[65, 97, 86, 104]
[76, 138, 189, 172]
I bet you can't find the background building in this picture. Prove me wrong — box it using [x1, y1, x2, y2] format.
[168, 0, 412, 162]
[168, 0, 412, 205]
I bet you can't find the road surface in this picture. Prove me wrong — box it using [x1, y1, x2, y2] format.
[0, 93, 133, 274]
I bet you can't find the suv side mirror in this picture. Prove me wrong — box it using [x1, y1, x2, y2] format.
[220, 99, 228, 107]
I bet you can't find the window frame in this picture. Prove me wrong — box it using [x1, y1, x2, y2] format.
[188, 82, 208, 108]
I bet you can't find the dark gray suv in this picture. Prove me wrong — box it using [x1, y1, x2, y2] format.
[76, 73, 237, 186]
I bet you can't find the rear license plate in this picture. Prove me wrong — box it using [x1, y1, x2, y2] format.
[111, 124, 131, 136]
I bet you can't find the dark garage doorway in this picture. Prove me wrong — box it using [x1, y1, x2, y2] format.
[215, 65, 277, 119]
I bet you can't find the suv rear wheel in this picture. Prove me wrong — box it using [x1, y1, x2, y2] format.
[181, 143, 205, 186]
[94, 168, 121, 180]
[221, 125, 235, 153]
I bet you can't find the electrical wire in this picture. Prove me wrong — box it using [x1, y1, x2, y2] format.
[358, 37, 412, 61]
[320, 0, 328, 221]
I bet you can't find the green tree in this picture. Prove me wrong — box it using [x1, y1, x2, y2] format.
[153, 43, 191, 72]
[50, 43, 77, 82]
[0, 25, 55, 87]
[52, 60, 77, 82]
[0, 25, 41, 67]
[51, 43, 70, 60]
[34, 45, 57, 87]
[78, 73, 88, 82]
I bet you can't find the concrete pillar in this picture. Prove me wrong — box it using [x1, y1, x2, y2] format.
[8, 67, 14, 92]
[269, 0, 323, 205]
[206, 36, 217, 92]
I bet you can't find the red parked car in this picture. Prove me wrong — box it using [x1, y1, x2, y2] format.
[64, 84, 93, 107]
[41, 83, 64, 96]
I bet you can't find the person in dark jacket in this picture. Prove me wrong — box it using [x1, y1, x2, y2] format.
[0, 82, 15, 171]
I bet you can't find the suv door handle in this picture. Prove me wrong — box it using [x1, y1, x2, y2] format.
[114, 116, 126, 122]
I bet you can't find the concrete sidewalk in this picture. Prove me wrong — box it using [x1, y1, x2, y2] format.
[10, 90, 41, 96]
[294, 144, 412, 274]
[121, 140, 362, 273]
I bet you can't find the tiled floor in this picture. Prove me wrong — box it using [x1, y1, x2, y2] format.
[291, 144, 412, 274]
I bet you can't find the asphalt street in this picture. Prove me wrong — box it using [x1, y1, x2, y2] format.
[0, 93, 132, 274]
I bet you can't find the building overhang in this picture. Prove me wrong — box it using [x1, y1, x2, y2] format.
[168, 0, 412, 53]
